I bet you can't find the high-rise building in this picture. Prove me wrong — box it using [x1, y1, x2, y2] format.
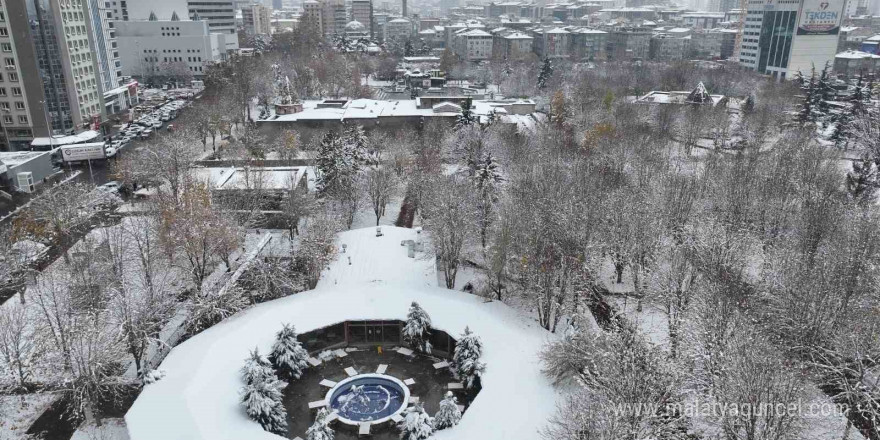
[86, 0, 122, 92]
[28, 0, 106, 134]
[187, 1, 239, 50]
[738, 0, 845, 80]
[116, 19, 228, 79]
[302, 0, 324, 34]
[322, 0, 347, 38]
[0, 1, 52, 150]
[350, 0, 373, 37]
[243, 5, 272, 34]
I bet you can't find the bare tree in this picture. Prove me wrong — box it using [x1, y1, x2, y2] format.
[362, 165, 399, 226]
[422, 175, 478, 289]
[0, 301, 41, 390]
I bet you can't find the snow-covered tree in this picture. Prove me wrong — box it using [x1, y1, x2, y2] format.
[403, 301, 432, 353]
[469, 153, 503, 249]
[362, 166, 399, 226]
[453, 327, 486, 389]
[398, 403, 434, 440]
[306, 408, 335, 440]
[316, 131, 357, 197]
[269, 323, 310, 381]
[240, 370, 288, 435]
[455, 99, 476, 129]
[242, 347, 275, 385]
[536, 57, 553, 89]
[421, 175, 479, 289]
[846, 156, 879, 205]
[433, 391, 462, 430]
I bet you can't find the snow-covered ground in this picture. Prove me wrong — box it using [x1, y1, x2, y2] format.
[126, 226, 563, 440]
[0, 393, 56, 440]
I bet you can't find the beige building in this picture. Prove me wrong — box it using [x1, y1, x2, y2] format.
[384, 18, 413, 42]
[453, 28, 493, 61]
[243, 5, 272, 35]
[350, 0, 373, 38]
[492, 30, 533, 60]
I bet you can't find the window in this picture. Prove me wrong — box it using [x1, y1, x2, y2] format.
[11, 87, 20, 96]
[17, 115, 26, 124]
[3, 115, 11, 124]
[0, 28, 7, 36]
[0, 103, 8, 110]
[14, 101, 23, 109]
[0, 87, 5, 96]
[4, 58, 13, 67]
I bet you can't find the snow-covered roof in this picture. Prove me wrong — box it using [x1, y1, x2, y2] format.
[125, 226, 567, 440]
[546, 27, 570, 34]
[836, 50, 880, 59]
[503, 31, 534, 39]
[345, 20, 365, 30]
[667, 27, 690, 33]
[0, 150, 52, 168]
[192, 166, 307, 191]
[30, 130, 100, 147]
[388, 18, 411, 23]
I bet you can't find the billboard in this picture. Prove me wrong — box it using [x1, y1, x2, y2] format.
[797, 0, 844, 35]
[61, 143, 106, 162]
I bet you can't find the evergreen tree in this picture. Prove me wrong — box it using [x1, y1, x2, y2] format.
[846, 157, 879, 205]
[397, 403, 434, 440]
[269, 324, 310, 381]
[433, 391, 462, 430]
[455, 99, 475, 129]
[342, 124, 371, 165]
[306, 407, 335, 440]
[240, 374, 288, 435]
[316, 131, 362, 197]
[240, 349, 288, 435]
[831, 107, 853, 149]
[453, 327, 486, 389]
[404, 40, 414, 57]
[813, 63, 835, 118]
[241, 347, 275, 385]
[403, 302, 432, 352]
[537, 57, 553, 89]
[470, 153, 503, 248]
[795, 68, 816, 126]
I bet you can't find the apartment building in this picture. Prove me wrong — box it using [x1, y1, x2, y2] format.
[110, 0, 239, 50]
[532, 27, 571, 59]
[351, 0, 373, 37]
[243, 4, 272, 35]
[453, 28, 493, 60]
[492, 29, 533, 60]
[385, 17, 413, 41]
[187, 1, 239, 50]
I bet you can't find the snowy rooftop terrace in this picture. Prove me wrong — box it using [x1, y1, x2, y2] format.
[192, 166, 308, 191]
[125, 226, 564, 440]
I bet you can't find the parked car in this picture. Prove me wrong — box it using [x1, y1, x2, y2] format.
[99, 181, 122, 193]
[140, 129, 153, 139]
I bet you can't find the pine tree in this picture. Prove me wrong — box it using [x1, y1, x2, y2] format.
[453, 327, 486, 389]
[433, 391, 462, 430]
[342, 125, 371, 165]
[269, 324, 310, 381]
[537, 57, 553, 89]
[240, 349, 288, 435]
[397, 403, 434, 440]
[306, 408, 335, 440]
[470, 154, 503, 248]
[403, 302, 432, 352]
[316, 131, 364, 197]
[846, 157, 879, 205]
[240, 374, 288, 435]
[814, 63, 835, 118]
[242, 347, 275, 385]
[455, 99, 475, 129]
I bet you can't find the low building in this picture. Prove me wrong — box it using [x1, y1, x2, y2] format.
[834, 50, 880, 77]
[680, 12, 726, 29]
[689, 30, 723, 59]
[116, 20, 228, 80]
[630, 82, 729, 107]
[0, 150, 58, 193]
[650, 34, 691, 60]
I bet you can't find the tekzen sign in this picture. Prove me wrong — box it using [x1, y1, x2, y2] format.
[797, 0, 843, 35]
[61, 143, 106, 162]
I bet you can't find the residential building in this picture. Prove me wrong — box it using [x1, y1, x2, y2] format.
[385, 17, 412, 41]
[373, 12, 389, 41]
[351, 0, 373, 37]
[492, 30, 534, 60]
[532, 27, 571, 59]
[116, 20, 227, 79]
[187, 1, 239, 50]
[606, 29, 651, 60]
[243, 4, 272, 34]
[739, 0, 845, 79]
[689, 29, 723, 59]
[569, 28, 607, 61]
[302, 0, 324, 34]
[650, 34, 691, 60]
[680, 12, 725, 28]
[453, 28, 493, 61]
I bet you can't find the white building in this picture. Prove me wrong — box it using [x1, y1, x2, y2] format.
[115, 20, 227, 79]
[109, 0, 239, 50]
[351, 0, 374, 37]
[739, 0, 846, 79]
